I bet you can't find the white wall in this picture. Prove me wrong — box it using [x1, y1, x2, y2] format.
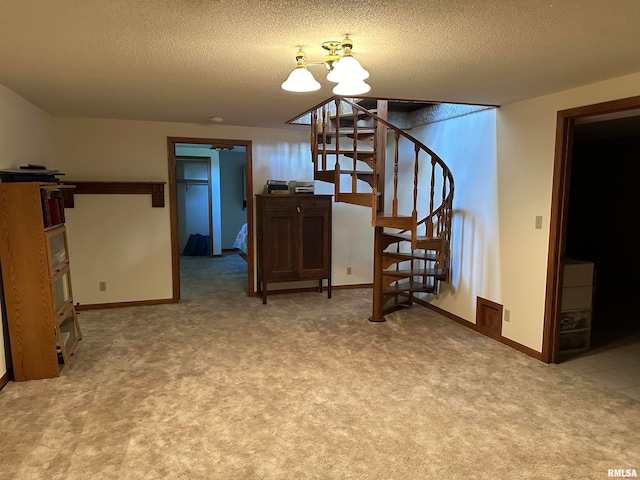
[0, 83, 55, 380]
[219, 151, 246, 250]
[402, 108, 499, 324]
[495, 71, 640, 351]
[177, 159, 212, 253]
[386, 72, 640, 354]
[52, 117, 374, 306]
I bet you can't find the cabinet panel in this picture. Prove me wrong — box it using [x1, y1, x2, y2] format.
[52, 266, 72, 314]
[264, 208, 298, 281]
[56, 305, 82, 364]
[300, 207, 330, 278]
[45, 226, 69, 275]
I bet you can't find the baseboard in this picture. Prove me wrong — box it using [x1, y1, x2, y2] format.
[75, 298, 176, 311]
[332, 283, 373, 290]
[0, 372, 8, 391]
[415, 298, 544, 361]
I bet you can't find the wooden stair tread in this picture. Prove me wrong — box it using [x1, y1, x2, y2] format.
[383, 232, 443, 242]
[382, 251, 439, 261]
[376, 214, 413, 220]
[382, 232, 443, 251]
[383, 280, 436, 293]
[317, 129, 375, 136]
[336, 192, 374, 207]
[383, 268, 446, 277]
[314, 170, 334, 180]
[374, 214, 414, 229]
[318, 149, 375, 156]
[315, 169, 375, 187]
[337, 169, 374, 175]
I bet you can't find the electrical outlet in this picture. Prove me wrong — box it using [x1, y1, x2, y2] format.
[346, 267, 352, 275]
[504, 309, 511, 322]
[99, 281, 107, 292]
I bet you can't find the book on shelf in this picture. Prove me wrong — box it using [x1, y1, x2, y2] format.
[41, 189, 52, 227]
[48, 198, 61, 225]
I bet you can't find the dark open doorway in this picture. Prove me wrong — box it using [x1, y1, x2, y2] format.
[543, 95, 640, 363]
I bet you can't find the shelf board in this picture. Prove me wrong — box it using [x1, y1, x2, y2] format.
[61, 181, 166, 208]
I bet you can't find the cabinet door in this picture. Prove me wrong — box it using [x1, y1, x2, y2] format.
[55, 305, 82, 364]
[264, 207, 298, 281]
[45, 225, 69, 276]
[299, 203, 330, 279]
[51, 266, 73, 314]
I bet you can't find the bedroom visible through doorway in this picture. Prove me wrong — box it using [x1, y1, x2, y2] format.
[167, 137, 254, 301]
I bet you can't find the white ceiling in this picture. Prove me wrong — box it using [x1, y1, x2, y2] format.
[1, 1, 639, 129]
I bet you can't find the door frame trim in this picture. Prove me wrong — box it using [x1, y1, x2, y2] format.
[542, 95, 640, 363]
[167, 137, 255, 301]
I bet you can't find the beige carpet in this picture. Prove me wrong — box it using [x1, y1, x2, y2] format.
[0, 253, 638, 479]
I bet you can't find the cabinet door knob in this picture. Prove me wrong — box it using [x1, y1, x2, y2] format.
[296, 206, 301, 213]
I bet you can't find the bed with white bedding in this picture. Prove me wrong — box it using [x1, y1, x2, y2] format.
[232, 223, 248, 261]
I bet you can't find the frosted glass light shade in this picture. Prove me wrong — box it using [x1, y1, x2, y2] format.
[332, 79, 371, 96]
[281, 67, 321, 92]
[326, 56, 369, 83]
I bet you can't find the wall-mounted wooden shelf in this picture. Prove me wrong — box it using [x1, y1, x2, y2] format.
[61, 181, 166, 208]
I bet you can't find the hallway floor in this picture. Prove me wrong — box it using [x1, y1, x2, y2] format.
[558, 332, 640, 402]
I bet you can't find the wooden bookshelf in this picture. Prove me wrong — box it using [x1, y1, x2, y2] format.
[0, 182, 82, 381]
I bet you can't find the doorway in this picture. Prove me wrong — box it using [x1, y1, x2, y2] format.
[167, 137, 254, 301]
[543, 95, 640, 363]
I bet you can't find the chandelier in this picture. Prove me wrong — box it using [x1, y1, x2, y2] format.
[281, 36, 371, 96]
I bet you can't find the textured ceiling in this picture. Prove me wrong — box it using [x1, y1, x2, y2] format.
[1, 0, 639, 129]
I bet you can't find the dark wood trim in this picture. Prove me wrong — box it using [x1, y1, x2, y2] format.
[0, 372, 8, 391]
[167, 137, 255, 302]
[543, 94, 640, 364]
[332, 283, 373, 290]
[167, 139, 180, 302]
[206, 158, 214, 256]
[62, 181, 166, 208]
[415, 298, 543, 361]
[475, 297, 503, 342]
[75, 298, 175, 311]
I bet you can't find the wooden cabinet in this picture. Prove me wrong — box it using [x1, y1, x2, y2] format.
[256, 194, 332, 304]
[0, 182, 82, 381]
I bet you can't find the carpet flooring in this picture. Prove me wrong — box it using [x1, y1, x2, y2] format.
[0, 252, 638, 479]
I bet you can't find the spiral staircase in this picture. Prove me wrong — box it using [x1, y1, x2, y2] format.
[290, 97, 454, 322]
